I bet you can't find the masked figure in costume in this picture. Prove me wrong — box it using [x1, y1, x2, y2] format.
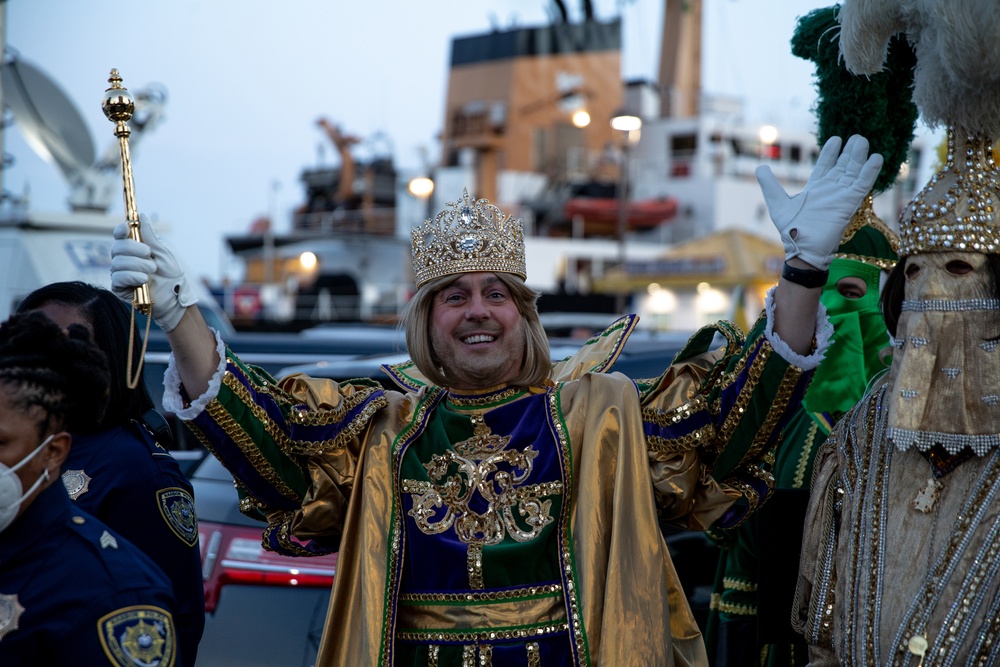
[708, 8, 911, 665]
[794, 1, 1000, 664]
[111, 138, 882, 663]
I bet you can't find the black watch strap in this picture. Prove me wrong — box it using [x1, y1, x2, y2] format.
[781, 261, 829, 289]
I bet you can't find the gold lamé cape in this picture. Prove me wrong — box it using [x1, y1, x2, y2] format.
[794, 377, 1000, 666]
[186, 315, 811, 666]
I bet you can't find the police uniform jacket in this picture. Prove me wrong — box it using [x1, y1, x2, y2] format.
[0, 482, 180, 666]
[62, 421, 203, 665]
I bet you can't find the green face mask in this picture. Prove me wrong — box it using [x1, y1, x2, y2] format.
[802, 259, 891, 432]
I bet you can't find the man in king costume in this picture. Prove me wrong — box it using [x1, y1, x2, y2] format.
[110, 136, 880, 665]
[793, 1, 1000, 664]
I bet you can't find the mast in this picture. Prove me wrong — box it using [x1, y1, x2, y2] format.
[657, 0, 702, 118]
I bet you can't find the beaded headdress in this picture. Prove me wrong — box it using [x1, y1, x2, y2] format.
[898, 129, 1000, 256]
[411, 189, 526, 288]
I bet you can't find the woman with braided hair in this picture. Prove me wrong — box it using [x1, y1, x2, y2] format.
[0, 311, 182, 666]
[18, 281, 204, 665]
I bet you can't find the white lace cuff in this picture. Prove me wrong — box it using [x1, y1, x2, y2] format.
[162, 327, 227, 420]
[763, 286, 832, 371]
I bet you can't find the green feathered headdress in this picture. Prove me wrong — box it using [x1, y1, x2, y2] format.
[791, 5, 918, 195]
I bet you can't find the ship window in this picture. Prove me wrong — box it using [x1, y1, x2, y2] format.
[789, 144, 802, 163]
[670, 134, 697, 157]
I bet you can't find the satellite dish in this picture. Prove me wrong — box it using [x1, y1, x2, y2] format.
[1, 57, 96, 180]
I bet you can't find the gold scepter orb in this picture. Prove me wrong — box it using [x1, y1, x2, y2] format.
[102, 68, 152, 314]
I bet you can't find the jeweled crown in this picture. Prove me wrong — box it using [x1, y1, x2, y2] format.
[899, 127, 1000, 256]
[411, 189, 526, 288]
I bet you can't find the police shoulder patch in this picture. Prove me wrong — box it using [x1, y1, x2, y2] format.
[0, 593, 25, 641]
[156, 488, 198, 547]
[98, 605, 176, 667]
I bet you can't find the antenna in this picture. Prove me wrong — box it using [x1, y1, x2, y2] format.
[0, 58, 96, 180]
[0, 55, 166, 212]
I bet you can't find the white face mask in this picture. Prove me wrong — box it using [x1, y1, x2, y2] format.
[0, 434, 54, 533]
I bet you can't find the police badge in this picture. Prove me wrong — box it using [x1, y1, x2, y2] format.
[62, 469, 92, 500]
[0, 593, 24, 641]
[156, 488, 198, 547]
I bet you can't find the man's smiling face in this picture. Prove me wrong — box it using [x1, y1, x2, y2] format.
[429, 272, 526, 390]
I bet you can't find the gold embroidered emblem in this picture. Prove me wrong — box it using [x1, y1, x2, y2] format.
[406, 414, 557, 547]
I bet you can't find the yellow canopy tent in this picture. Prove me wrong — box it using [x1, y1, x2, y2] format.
[592, 229, 785, 331]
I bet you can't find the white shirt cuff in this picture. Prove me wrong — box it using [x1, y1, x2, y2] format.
[763, 286, 832, 371]
[162, 327, 227, 420]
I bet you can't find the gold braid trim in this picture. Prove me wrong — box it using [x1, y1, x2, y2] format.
[261, 512, 321, 557]
[723, 577, 758, 592]
[716, 344, 771, 446]
[713, 599, 758, 617]
[286, 391, 388, 456]
[287, 383, 384, 426]
[222, 370, 299, 453]
[740, 363, 804, 468]
[793, 420, 821, 489]
[206, 396, 302, 503]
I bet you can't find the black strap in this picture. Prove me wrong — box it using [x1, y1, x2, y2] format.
[781, 261, 829, 289]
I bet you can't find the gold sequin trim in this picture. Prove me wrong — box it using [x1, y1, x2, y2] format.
[646, 424, 716, 455]
[479, 644, 492, 665]
[290, 393, 387, 456]
[428, 644, 439, 667]
[642, 395, 708, 427]
[381, 389, 445, 666]
[287, 384, 382, 427]
[261, 513, 320, 557]
[463, 644, 476, 667]
[547, 388, 591, 665]
[396, 621, 570, 643]
[399, 583, 563, 604]
[526, 642, 541, 666]
[467, 543, 484, 589]
[447, 386, 528, 408]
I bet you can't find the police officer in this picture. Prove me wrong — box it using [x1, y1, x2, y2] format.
[18, 282, 203, 664]
[0, 311, 180, 665]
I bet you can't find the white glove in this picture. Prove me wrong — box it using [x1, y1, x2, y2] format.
[110, 214, 198, 333]
[756, 134, 883, 270]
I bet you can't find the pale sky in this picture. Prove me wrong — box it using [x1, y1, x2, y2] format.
[2, 0, 933, 282]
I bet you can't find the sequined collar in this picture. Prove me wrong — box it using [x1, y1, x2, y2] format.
[445, 384, 549, 411]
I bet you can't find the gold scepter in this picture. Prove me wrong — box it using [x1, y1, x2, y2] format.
[103, 69, 152, 389]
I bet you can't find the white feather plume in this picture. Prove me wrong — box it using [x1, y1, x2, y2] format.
[839, 0, 1000, 135]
